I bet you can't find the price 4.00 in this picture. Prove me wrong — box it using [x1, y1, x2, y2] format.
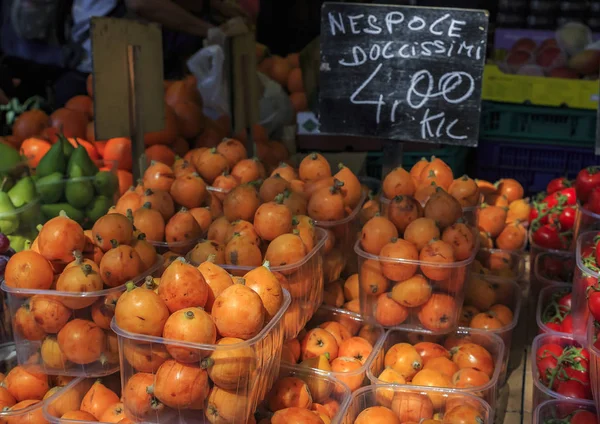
[351, 64, 475, 140]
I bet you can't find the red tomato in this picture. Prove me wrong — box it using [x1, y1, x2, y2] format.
[547, 177, 571, 195]
[575, 167, 600, 203]
[537, 356, 559, 386]
[587, 187, 600, 214]
[561, 362, 590, 387]
[559, 207, 576, 231]
[557, 188, 577, 206]
[582, 245, 596, 258]
[570, 410, 598, 424]
[576, 347, 591, 363]
[543, 194, 559, 209]
[532, 225, 563, 250]
[588, 291, 600, 322]
[556, 379, 589, 399]
[529, 207, 540, 223]
[543, 322, 563, 333]
[537, 343, 564, 361]
[558, 293, 572, 310]
[560, 315, 573, 333]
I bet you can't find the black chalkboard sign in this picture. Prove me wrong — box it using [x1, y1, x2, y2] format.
[319, 2, 489, 146]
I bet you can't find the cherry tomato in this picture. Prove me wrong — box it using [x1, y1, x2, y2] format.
[588, 291, 600, 322]
[570, 410, 598, 424]
[529, 207, 538, 223]
[530, 205, 551, 225]
[560, 315, 573, 333]
[536, 356, 559, 386]
[575, 347, 591, 363]
[559, 207, 576, 231]
[547, 177, 571, 195]
[581, 276, 597, 291]
[575, 167, 600, 203]
[556, 379, 589, 399]
[587, 187, 600, 214]
[561, 363, 590, 387]
[558, 293, 572, 310]
[532, 225, 563, 250]
[583, 244, 596, 257]
[537, 343, 564, 361]
[557, 188, 577, 206]
[543, 322, 562, 333]
[543, 194, 559, 209]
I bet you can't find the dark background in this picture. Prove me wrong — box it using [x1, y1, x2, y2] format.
[257, 0, 497, 56]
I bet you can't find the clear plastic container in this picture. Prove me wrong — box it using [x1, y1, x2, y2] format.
[342, 384, 494, 424]
[574, 202, 600, 248]
[42, 375, 122, 424]
[533, 250, 575, 295]
[530, 236, 574, 297]
[0, 342, 63, 424]
[0, 257, 163, 377]
[190, 227, 328, 340]
[255, 363, 352, 424]
[474, 248, 526, 281]
[462, 276, 522, 386]
[367, 327, 504, 408]
[284, 306, 385, 394]
[0, 197, 43, 253]
[572, 231, 599, 340]
[355, 236, 478, 334]
[113, 289, 290, 424]
[531, 333, 593, 410]
[588, 318, 600, 415]
[537, 284, 573, 336]
[534, 398, 596, 424]
[315, 190, 367, 283]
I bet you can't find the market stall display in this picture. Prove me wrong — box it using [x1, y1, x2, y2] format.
[2, 3, 600, 423]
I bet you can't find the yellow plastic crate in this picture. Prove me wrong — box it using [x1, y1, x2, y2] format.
[482, 64, 599, 110]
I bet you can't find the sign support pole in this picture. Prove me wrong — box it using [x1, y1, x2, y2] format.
[127, 45, 146, 179]
[230, 32, 260, 157]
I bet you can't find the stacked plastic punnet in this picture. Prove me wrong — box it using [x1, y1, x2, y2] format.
[348, 160, 514, 417]
[112, 257, 292, 423]
[463, 249, 525, 386]
[528, 175, 579, 297]
[281, 305, 386, 396]
[534, 398, 597, 424]
[0, 342, 93, 424]
[574, 230, 600, 415]
[529, 233, 595, 412]
[531, 333, 594, 411]
[1, 212, 162, 377]
[342, 384, 494, 424]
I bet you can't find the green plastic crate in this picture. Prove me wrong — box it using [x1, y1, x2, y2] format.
[365, 146, 469, 180]
[480, 102, 597, 146]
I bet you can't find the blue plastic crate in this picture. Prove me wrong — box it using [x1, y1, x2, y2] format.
[475, 140, 600, 195]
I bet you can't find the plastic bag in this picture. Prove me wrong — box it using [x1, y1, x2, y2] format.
[187, 30, 229, 119]
[257, 72, 295, 139]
